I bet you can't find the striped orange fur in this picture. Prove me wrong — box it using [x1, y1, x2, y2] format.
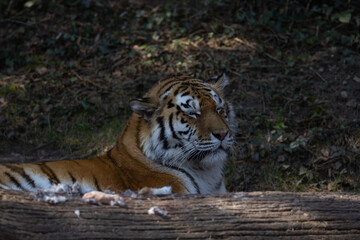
[0, 74, 236, 194]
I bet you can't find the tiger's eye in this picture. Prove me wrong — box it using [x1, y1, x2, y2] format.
[188, 112, 200, 118]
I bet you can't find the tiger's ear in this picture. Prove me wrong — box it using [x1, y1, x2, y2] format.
[207, 73, 229, 90]
[130, 98, 156, 121]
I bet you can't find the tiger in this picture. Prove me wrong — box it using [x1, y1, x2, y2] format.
[0, 73, 236, 194]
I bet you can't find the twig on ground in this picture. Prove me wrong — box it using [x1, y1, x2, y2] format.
[312, 70, 328, 84]
[71, 70, 110, 92]
[234, 37, 284, 64]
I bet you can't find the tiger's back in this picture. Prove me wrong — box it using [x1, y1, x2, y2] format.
[0, 74, 236, 194]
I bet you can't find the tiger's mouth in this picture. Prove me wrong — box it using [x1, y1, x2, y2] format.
[188, 146, 227, 161]
[195, 140, 232, 152]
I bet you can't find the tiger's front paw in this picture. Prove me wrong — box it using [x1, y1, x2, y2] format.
[82, 191, 126, 207]
[138, 186, 172, 195]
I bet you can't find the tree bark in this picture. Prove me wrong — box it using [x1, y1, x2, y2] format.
[1, 189, 360, 239]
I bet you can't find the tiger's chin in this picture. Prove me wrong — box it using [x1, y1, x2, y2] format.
[193, 148, 228, 168]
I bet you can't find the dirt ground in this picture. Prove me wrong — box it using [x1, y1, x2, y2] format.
[0, 1, 359, 192]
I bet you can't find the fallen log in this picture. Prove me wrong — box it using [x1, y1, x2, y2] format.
[1, 189, 360, 239]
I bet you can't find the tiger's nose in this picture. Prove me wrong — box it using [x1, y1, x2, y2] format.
[212, 130, 228, 141]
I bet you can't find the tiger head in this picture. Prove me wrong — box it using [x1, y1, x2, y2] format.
[130, 74, 236, 169]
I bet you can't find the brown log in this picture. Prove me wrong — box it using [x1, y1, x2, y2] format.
[1, 189, 360, 239]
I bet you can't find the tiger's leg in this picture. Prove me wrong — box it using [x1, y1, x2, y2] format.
[82, 191, 126, 206]
[137, 186, 172, 195]
[82, 186, 172, 206]
[0, 156, 122, 192]
[0, 163, 47, 191]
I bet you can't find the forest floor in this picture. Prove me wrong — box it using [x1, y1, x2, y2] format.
[0, 1, 359, 192]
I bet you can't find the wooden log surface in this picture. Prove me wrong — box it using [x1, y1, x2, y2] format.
[1, 189, 360, 239]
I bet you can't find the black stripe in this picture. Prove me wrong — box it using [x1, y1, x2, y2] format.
[160, 82, 180, 97]
[188, 129, 194, 138]
[163, 165, 200, 194]
[176, 105, 181, 116]
[181, 91, 190, 97]
[189, 112, 200, 117]
[180, 103, 190, 108]
[39, 163, 60, 185]
[107, 149, 119, 167]
[181, 80, 203, 86]
[204, 88, 212, 92]
[173, 87, 180, 96]
[93, 176, 101, 191]
[68, 171, 76, 183]
[136, 117, 142, 147]
[178, 129, 190, 135]
[4, 164, 36, 188]
[174, 143, 183, 148]
[167, 100, 175, 108]
[72, 161, 81, 166]
[188, 130, 194, 141]
[159, 77, 203, 94]
[174, 86, 187, 96]
[4, 172, 24, 190]
[156, 117, 169, 149]
[225, 103, 230, 115]
[169, 113, 180, 140]
[158, 79, 181, 93]
[180, 82, 190, 86]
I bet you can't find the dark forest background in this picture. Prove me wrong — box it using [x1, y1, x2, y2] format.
[0, 0, 359, 192]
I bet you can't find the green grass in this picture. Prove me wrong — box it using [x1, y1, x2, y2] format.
[24, 114, 127, 157]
